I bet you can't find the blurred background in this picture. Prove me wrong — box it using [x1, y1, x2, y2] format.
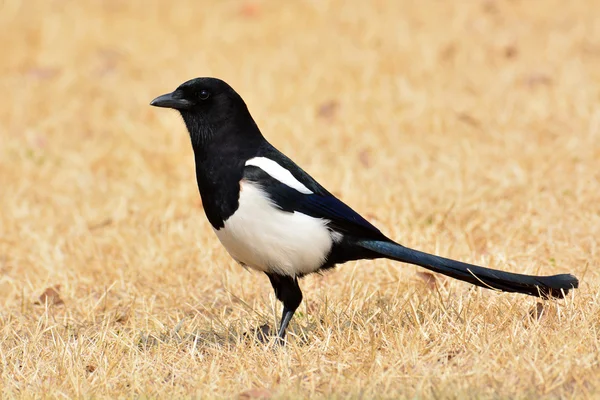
[1, 0, 599, 397]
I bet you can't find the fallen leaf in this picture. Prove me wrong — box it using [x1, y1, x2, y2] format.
[238, 388, 272, 400]
[240, 2, 260, 18]
[481, 0, 498, 14]
[358, 149, 371, 167]
[504, 45, 518, 59]
[316, 100, 339, 121]
[522, 73, 552, 88]
[36, 286, 64, 305]
[416, 272, 437, 290]
[438, 43, 457, 62]
[456, 112, 481, 128]
[25, 66, 60, 80]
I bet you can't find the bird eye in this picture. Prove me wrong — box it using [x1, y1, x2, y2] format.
[199, 90, 210, 100]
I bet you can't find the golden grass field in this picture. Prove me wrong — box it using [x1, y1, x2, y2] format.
[1, 0, 600, 398]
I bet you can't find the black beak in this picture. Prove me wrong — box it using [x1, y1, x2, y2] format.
[150, 92, 193, 110]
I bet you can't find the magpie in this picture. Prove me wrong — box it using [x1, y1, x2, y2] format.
[150, 77, 579, 341]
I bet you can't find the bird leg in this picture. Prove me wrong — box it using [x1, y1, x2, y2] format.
[277, 306, 296, 340]
[266, 273, 303, 342]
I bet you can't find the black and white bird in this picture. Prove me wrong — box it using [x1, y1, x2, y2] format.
[150, 77, 578, 341]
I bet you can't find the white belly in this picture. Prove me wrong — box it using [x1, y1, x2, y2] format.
[213, 181, 334, 276]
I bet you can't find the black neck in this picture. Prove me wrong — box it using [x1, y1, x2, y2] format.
[182, 110, 263, 161]
[180, 110, 266, 228]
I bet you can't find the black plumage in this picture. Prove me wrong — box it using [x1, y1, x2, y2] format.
[150, 77, 579, 341]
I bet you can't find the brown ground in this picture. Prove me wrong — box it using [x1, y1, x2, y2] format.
[1, 0, 599, 398]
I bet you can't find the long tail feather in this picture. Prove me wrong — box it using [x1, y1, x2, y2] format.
[358, 240, 578, 298]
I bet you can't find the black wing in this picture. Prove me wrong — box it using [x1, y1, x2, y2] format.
[243, 164, 387, 240]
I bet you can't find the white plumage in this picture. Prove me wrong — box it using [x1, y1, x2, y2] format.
[214, 181, 334, 276]
[245, 157, 313, 194]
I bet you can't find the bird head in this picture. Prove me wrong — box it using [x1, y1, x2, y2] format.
[150, 77, 252, 146]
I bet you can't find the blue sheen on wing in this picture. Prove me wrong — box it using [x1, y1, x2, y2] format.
[243, 165, 386, 240]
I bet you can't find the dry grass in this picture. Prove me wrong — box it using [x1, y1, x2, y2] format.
[1, 0, 600, 398]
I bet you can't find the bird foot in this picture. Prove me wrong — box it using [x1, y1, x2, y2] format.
[244, 323, 287, 345]
[244, 323, 273, 343]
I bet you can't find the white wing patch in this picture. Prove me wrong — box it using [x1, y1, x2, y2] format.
[245, 157, 313, 195]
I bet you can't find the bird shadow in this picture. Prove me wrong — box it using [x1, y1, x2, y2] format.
[137, 321, 310, 351]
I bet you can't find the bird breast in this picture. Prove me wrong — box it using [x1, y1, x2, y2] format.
[213, 181, 334, 276]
